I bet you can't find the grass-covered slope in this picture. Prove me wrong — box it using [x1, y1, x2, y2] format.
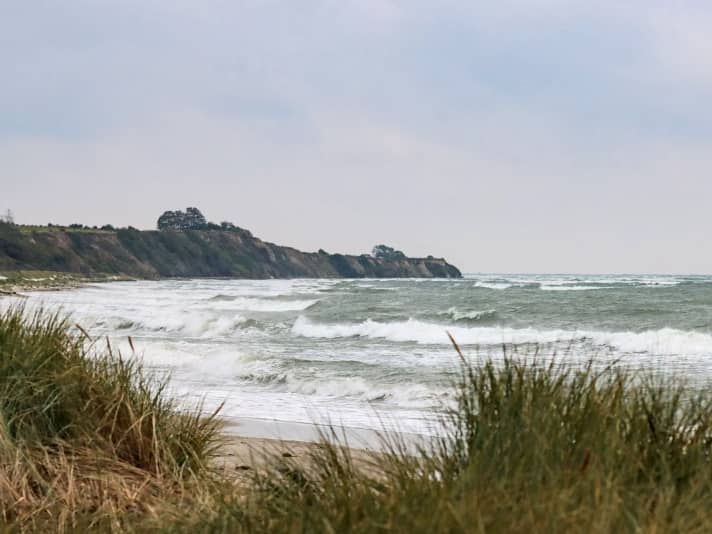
[0, 222, 462, 279]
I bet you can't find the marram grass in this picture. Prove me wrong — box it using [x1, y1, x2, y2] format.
[2, 307, 712, 532]
[0, 306, 223, 531]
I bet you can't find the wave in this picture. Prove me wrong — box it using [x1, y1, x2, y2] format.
[540, 285, 613, 291]
[236, 368, 440, 405]
[473, 281, 513, 290]
[154, 313, 253, 338]
[292, 316, 568, 345]
[144, 347, 442, 406]
[99, 312, 257, 339]
[470, 275, 688, 290]
[353, 284, 399, 292]
[473, 281, 541, 290]
[292, 317, 712, 356]
[441, 307, 497, 322]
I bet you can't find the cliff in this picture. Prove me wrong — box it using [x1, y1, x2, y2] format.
[0, 223, 462, 279]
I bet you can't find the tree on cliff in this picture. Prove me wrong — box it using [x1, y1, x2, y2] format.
[372, 244, 406, 260]
[1, 209, 14, 224]
[157, 207, 207, 230]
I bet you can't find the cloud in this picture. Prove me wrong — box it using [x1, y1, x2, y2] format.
[2, 1, 712, 272]
[645, 7, 712, 85]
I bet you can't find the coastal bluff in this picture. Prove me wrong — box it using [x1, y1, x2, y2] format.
[0, 217, 462, 279]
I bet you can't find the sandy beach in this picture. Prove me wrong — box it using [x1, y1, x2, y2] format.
[213, 420, 384, 489]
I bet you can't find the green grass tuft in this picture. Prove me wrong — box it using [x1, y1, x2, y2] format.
[0, 306, 223, 530]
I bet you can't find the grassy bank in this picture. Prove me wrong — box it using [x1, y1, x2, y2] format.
[2, 308, 712, 532]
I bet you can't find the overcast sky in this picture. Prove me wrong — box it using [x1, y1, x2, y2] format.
[2, 1, 711, 273]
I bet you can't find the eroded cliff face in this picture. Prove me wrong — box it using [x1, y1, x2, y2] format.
[0, 224, 462, 279]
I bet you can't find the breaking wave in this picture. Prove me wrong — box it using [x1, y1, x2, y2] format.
[473, 281, 513, 290]
[469, 275, 688, 291]
[98, 313, 255, 338]
[235, 368, 441, 405]
[440, 307, 498, 322]
[292, 317, 712, 356]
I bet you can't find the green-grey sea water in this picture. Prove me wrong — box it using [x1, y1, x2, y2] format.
[6, 274, 712, 434]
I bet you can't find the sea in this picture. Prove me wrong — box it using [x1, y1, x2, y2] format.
[5, 274, 712, 439]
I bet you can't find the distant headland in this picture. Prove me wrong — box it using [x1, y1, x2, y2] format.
[0, 208, 462, 279]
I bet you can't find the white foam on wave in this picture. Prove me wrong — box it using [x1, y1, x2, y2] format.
[236, 366, 440, 406]
[469, 274, 685, 289]
[445, 307, 497, 321]
[284, 375, 423, 402]
[116, 312, 251, 338]
[292, 316, 567, 345]
[114, 336, 443, 410]
[473, 282, 512, 290]
[292, 317, 712, 357]
[121, 342, 204, 368]
[597, 329, 712, 356]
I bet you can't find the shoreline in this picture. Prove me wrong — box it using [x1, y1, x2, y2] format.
[219, 415, 435, 451]
[214, 416, 434, 477]
[214, 434, 377, 477]
[0, 271, 137, 297]
[214, 418, 395, 481]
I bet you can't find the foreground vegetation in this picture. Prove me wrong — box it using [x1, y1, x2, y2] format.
[2, 308, 712, 532]
[0, 307, 222, 531]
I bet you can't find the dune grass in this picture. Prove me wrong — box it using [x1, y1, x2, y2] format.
[0, 306, 223, 531]
[2, 307, 712, 532]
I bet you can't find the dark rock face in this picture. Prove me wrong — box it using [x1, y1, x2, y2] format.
[0, 222, 462, 279]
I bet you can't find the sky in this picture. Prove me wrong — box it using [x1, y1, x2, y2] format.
[2, 1, 712, 274]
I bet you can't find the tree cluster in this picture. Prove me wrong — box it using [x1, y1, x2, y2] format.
[156, 207, 246, 234]
[371, 244, 407, 260]
[157, 207, 208, 230]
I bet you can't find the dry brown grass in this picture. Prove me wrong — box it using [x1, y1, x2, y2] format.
[0, 307, 223, 531]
